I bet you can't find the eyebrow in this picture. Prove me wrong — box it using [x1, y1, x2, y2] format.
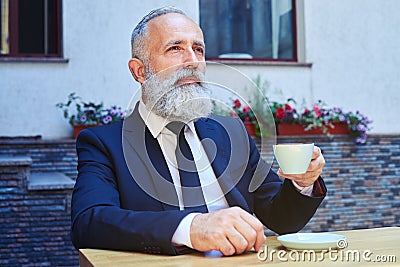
[163, 40, 205, 49]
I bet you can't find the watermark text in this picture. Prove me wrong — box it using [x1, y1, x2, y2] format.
[257, 240, 397, 263]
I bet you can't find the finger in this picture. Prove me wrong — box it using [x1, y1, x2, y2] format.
[306, 169, 321, 178]
[309, 161, 323, 174]
[253, 231, 266, 252]
[307, 158, 321, 172]
[312, 146, 321, 159]
[277, 168, 302, 180]
[278, 170, 317, 187]
[216, 235, 237, 256]
[278, 168, 286, 177]
[190, 213, 236, 255]
[238, 211, 266, 251]
[308, 155, 325, 174]
[277, 168, 295, 178]
[225, 207, 258, 252]
[210, 208, 253, 255]
[232, 219, 256, 251]
[278, 167, 313, 180]
[225, 228, 249, 254]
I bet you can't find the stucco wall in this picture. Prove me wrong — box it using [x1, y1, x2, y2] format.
[0, 0, 399, 138]
[0, 0, 198, 139]
[304, 0, 400, 134]
[207, 0, 400, 135]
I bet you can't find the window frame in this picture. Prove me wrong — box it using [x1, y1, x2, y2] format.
[1, 0, 63, 58]
[201, 0, 299, 63]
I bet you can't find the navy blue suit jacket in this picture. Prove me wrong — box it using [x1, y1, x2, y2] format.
[71, 106, 326, 255]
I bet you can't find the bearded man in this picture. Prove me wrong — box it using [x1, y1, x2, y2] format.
[71, 7, 326, 256]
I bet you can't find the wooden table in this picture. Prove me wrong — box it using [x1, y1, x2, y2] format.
[79, 227, 399, 266]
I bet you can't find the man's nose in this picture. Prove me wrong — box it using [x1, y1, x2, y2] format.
[182, 48, 200, 69]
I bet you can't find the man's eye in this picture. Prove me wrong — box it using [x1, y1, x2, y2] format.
[168, 46, 181, 51]
[194, 47, 204, 54]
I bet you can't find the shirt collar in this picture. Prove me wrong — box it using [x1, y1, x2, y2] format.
[138, 100, 196, 138]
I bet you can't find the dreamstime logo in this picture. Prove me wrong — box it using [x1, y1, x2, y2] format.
[336, 238, 348, 249]
[257, 239, 397, 263]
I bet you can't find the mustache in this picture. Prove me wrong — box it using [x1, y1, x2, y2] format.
[142, 66, 212, 122]
[164, 68, 206, 88]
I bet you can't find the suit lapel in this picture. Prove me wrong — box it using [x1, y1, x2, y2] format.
[123, 103, 179, 210]
[195, 117, 251, 212]
[123, 108, 251, 213]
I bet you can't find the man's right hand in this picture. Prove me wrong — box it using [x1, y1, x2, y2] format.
[189, 206, 266, 256]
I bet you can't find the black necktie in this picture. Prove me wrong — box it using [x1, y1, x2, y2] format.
[166, 122, 208, 213]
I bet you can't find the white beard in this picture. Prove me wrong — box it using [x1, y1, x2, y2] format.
[142, 68, 213, 122]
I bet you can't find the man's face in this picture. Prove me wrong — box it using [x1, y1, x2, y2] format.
[144, 13, 206, 82]
[137, 13, 212, 123]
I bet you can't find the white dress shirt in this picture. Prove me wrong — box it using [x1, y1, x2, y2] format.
[138, 100, 313, 248]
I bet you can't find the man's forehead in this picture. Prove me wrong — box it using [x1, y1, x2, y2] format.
[146, 13, 204, 40]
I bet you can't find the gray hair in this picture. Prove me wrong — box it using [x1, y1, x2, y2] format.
[131, 7, 186, 61]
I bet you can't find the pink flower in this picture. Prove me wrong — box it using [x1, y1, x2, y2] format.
[313, 105, 322, 117]
[233, 99, 241, 108]
[230, 110, 239, 118]
[243, 106, 250, 113]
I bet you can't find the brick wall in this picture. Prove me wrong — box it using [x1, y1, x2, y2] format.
[0, 138, 78, 266]
[0, 156, 77, 267]
[0, 138, 77, 179]
[0, 134, 399, 266]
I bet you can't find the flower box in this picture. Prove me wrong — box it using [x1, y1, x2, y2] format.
[230, 99, 259, 136]
[227, 87, 372, 143]
[73, 124, 100, 139]
[244, 121, 257, 136]
[270, 98, 371, 143]
[277, 122, 350, 135]
[57, 93, 124, 138]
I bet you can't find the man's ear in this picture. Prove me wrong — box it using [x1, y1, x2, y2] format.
[128, 58, 146, 84]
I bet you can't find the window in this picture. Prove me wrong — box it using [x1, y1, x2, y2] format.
[0, 0, 62, 58]
[200, 0, 296, 61]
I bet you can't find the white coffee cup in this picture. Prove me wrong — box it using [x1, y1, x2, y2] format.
[273, 143, 314, 174]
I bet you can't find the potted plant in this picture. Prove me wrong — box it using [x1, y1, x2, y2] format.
[231, 99, 258, 136]
[270, 99, 373, 144]
[56, 92, 125, 138]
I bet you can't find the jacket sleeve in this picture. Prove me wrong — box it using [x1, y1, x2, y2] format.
[70, 128, 192, 255]
[254, 172, 326, 234]
[245, 129, 327, 234]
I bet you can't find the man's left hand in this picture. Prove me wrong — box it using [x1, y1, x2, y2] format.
[277, 146, 325, 187]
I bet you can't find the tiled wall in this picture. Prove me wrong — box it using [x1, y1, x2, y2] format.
[0, 134, 399, 266]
